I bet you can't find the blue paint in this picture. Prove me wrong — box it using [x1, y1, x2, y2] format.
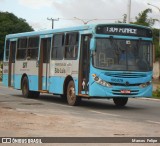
[2, 74, 8, 86]
[49, 76, 78, 95]
[14, 74, 21, 89]
[28, 75, 39, 91]
[14, 74, 39, 91]
[89, 65, 152, 98]
[49, 76, 64, 94]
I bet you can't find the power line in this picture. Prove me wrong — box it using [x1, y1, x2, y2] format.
[46, 17, 136, 28]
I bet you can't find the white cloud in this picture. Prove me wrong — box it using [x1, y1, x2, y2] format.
[18, 0, 53, 9]
[49, 0, 160, 26]
[16, 0, 160, 30]
[52, 0, 127, 22]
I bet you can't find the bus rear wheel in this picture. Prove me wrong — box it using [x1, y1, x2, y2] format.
[67, 80, 81, 106]
[113, 97, 128, 107]
[22, 77, 39, 98]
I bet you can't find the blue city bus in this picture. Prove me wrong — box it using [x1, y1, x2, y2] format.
[3, 23, 153, 106]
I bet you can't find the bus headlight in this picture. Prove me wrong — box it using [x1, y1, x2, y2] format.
[92, 74, 112, 87]
[139, 81, 152, 88]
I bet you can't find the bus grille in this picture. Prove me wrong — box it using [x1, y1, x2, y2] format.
[105, 72, 146, 78]
[110, 83, 141, 86]
[112, 90, 139, 95]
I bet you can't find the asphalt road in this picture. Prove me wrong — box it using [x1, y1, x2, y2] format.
[0, 83, 160, 139]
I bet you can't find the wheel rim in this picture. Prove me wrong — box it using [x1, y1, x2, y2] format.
[68, 87, 75, 101]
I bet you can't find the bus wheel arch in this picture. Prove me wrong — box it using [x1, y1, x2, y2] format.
[63, 76, 73, 98]
[21, 74, 39, 98]
[63, 76, 81, 106]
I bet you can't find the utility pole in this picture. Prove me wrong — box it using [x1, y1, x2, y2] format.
[47, 18, 59, 29]
[127, 0, 131, 24]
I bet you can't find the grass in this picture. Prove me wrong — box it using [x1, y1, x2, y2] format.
[152, 86, 160, 99]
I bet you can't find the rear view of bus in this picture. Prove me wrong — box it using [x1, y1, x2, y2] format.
[88, 24, 153, 106]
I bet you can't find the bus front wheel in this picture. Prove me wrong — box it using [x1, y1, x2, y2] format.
[113, 97, 128, 107]
[67, 80, 81, 106]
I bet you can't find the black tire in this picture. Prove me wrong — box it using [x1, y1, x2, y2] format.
[60, 94, 67, 100]
[32, 91, 40, 98]
[113, 97, 128, 107]
[22, 77, 39, 98]
[67, 80, 81, 106]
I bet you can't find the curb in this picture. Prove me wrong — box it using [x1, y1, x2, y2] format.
[141, 97, 160, 102]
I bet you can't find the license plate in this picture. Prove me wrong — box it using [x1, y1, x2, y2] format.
[121, 90, 131, 94]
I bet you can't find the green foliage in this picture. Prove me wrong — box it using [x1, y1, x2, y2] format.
[132, 8, 159, 59]
[0, 11, 33, 60]
[152, 87, 160, 99]
[134, 8, 158, 27]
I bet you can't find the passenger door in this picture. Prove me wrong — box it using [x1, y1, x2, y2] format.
[79, 35, 91, 94]
[8, 40, 17, 87]
[39, 37, 51, 91]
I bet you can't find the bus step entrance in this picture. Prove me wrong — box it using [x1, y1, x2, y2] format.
[39, 90, 49, 93]
[78, 94, 90, 98]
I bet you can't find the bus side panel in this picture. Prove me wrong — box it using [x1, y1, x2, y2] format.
[49, 76, 79, 95]
[14, 74, 22, 89]
[15, 61, 39, 91]
[74, 78, 79, 95]
[2, 74, 8, 87]
[2, 62, 9, 87]
[28, 75, 39, 91]
[49, 60, 79, 95]
[14, 74, 39, 91]
[49, 76, 64, 94]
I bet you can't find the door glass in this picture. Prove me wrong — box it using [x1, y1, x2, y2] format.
[10, 41, 16, 63]
[43, 38, 51, 63]
[79, 35, 91, 93]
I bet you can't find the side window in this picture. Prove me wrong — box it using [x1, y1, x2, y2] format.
[65, 32, 79, 59]
[51, 34, 64, 60]
[17, 38, 27, 60]
[5, 40, 10, 61]
[28, 37, 39, 60]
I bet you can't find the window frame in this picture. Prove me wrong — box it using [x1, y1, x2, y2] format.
[64, 32, 79, 60]
[27, 36, 39, 60]
[17, 37, 28, 60]
[51, 33, 64, 60]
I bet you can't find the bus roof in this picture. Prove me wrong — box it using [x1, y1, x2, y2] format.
[6, 23, 151, 39]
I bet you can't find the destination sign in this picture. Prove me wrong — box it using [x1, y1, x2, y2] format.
[96, 25, 152, 37]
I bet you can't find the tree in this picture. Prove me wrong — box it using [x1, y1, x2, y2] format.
[0, 12, 33, 60]
[134, 8, 158, 27]
[132, 8, 160, 59]
[117, 14, 127, 23]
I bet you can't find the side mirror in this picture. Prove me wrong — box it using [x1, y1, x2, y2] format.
[90, 38, 96, 51]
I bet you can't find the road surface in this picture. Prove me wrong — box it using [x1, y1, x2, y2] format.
[0, 83, 160, 144]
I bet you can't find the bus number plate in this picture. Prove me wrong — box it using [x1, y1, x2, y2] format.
[121, 90, 131, 94]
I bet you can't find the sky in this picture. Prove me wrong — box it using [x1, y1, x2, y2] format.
[0, 0, 160, 30]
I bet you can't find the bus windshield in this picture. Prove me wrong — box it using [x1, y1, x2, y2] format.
[93, 38, 153, 72]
